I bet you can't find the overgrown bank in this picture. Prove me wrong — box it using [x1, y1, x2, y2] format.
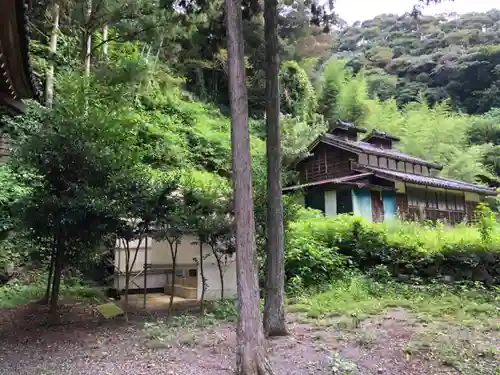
[285, 206, 500, 291]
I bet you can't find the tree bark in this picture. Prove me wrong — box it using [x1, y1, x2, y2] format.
[224, 0, 275, 373]
[44, 1, 59, 108]
[263, 0, 288, 338]
[83, 0, 92, 76]
[102, 23, 108, 58]
[166, 238, 179, 319]
[49, 235, 63, 320]
[199, 239, 206, 314]
[40, 243, 56, 305]
[124, 241, 130, 319]
[215, 252, 224, 301]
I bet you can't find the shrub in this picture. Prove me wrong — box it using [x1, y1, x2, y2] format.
[285, 214, 351, 288]
[285, 208, 500, 287]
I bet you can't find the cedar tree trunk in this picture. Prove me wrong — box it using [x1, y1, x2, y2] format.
[263, 0, 288, 337]
[224, 0, 275, 373]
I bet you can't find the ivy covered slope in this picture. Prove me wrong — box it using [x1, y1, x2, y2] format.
[334, 10, 500, 114]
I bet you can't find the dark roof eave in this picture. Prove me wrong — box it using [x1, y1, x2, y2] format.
[16, 0, 40, 101]
[358, 167, 498, 196]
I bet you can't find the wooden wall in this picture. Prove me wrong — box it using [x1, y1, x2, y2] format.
[298, 144, 355, 184]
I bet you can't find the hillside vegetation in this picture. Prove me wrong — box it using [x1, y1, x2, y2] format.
[333, 10, 500, 114]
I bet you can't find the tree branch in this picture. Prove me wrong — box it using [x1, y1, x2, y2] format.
[88, 23, 169, 56]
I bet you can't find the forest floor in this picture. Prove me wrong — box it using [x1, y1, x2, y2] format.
[0, 279, 498, 375]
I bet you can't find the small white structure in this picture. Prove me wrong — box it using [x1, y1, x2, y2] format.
[114, 234, 237, 301]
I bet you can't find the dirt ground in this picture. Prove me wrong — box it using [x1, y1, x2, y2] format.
[0, 302, 495, 375]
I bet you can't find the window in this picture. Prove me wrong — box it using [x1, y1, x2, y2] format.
[455, 193, 465, 211]
[405, 163, 414, 174]
[397, 161, 405, 171]
[388, 159, 397, 170]
[379, 157, 388, 168]
[437, 192, 447, 210]
[359, 153, 368, 165]
[422, 166, 429, 176]
[407, 187, 426, 207]
[426, 190, 438, 209]
[369, 155, 378, 166]
[443, 192, 465, 212]
[414, 165, 422, 175]
[446, 193, 456, 210]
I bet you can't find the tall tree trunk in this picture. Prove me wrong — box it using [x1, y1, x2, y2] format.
[124, 242, 130, 320]
[199, 239, 206, 314]
[102, 23, 108, 58]
[44, 1, 59, 108]
[49, 235, 63, 320]
[215, 253, 224, 301]
[263, 0, 288, 338]
[41, 243, 56, 305]
[83, 0, 92, 76]
[224, 0, 274, 373]
[166, 239, 178, 319]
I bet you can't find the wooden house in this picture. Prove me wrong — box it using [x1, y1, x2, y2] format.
[284, 121, 498, 224]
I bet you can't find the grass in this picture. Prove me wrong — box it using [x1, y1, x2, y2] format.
[288, 277, 499, 320]
[0, 275, 106, 308]
[289, 276, 500, 375]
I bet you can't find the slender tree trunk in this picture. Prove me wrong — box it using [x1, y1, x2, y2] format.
[123, 242, 130, 320]
[44, 1, 59, 108]
[143, 233, 148, 309]
[215, 254, 224, 301]
[225, 0, 274, 373]
[41, 243, 56, 305]
[102, 23, 108, 58]
[49, 236, 63, 319]
[167, 239, 178, 318]
[263, 0, 287, 338]
[83, 0, 92, 76]
[199, 239, 206, 314]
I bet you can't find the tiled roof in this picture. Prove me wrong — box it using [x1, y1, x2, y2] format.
[321, 133, 443, 170]
[362, 166, 498, 195]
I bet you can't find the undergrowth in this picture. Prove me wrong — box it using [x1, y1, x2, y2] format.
[288, 276, 499, 322]
[0, 274, 105, 308]
[285, 210, 500, 289]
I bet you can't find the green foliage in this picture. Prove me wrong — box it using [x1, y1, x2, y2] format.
[210, 299, 238, 321]
[336, 73, 370, 125]
[0, 165, 31, 236]
[333, 11, 500, 115]
[286, 209, 500, 287]
[289, 275, 499, 322]
[280, 60, 317, 120]
[0, 273, 104, 308]
[285, 213, 351, 288]
[476, 203, 496, 244]
[317, 59, 350, 121]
